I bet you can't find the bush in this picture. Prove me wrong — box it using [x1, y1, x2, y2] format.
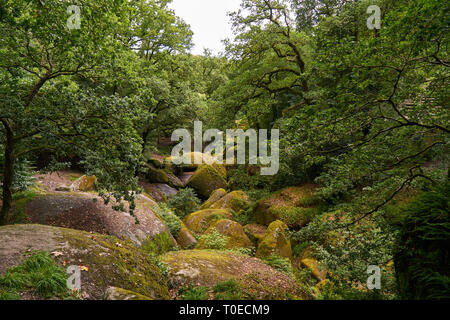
[153, 203, 182, 238]
[198, 228, 229, 250]
[395, 180, 450, 300]
[262, 254, 293, 276]
[168, 188, 201, 219]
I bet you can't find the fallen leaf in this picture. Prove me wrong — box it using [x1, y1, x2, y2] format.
[79, 265, 89, 272]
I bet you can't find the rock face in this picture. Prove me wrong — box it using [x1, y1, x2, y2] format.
[196, 219, 253, 250]
[187, 164, 227, 198]
[161, 250, 300, 299]
[184, 209, 234, 235]
[176, 223, 197, 249]
[200, 188, 227, 210]
[253, 185, 318, 228]
[25, 193, 177, 250]
[70, 175, 97, 192]
[209, 191, 250, 214]
[243, 224, 267, 246]
[256, 220, 292, 260]
[0, 224, 170, 300]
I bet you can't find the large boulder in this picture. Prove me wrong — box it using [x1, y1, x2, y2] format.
[209, 191, 251, 214]
[176, 223, 197, 249]
[166, 152, 226, 176]
[243, 224, 267, 246]
[196, 219, 253, 250]
[70, 175, 97, 192]
[187, 164, 227, 198]
[25, 193, 177, 252]
[254, 185, 319, 228]
[161, 250, 301, 299]
[183, 209, 234, 235]
[200, 188, 227, 210]
[105, 287, 153, 300]
[256, 220, 292, 260]
[0, 224, 170, 300]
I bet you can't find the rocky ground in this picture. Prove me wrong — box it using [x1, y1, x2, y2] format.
[0, 152, 325, 300]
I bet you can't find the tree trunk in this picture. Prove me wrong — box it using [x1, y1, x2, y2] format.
[0, 122, 15, 225]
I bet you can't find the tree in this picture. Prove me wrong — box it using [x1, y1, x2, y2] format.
[0, 0, 140, 224]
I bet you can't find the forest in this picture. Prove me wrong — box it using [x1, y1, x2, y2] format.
[0, 0, 448, 302]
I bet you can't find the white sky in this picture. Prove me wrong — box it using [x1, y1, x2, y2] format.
[169, 0, 242, 55]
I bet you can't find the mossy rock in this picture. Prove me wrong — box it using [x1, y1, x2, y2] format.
[187, 164, 228, 198]
[146, 164, 170, 184]
[166, 152, 225, 175]
[256, 220, 292, 260]
[167, 173, 184, 188]
[161, 250, 301, 299]
[196, 219, 253, 250]
[70, 175, 97, 192]
[176, 223, 197, 249]
[243, 224, 267, 246]
[254, 185, 319, 227]
[209, 191, 250, 214]
[183, 209, 234, 235]
[0, 224, 170, 300]
[301, 258, 327, 282]
[200, 188, 227, 210]
[105, 287, 153, 300]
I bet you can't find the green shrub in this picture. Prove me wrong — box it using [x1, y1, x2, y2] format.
[395, 180, 450, 300]
[213, 280, 242, 300]
[198, 228, 229, 250]
[178, 284, 209, 300]
[153, 203, 182, 238]
[262, 254, 293, 276]
[168, 188, 201, 219]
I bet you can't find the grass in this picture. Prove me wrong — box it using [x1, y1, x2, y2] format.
[213, 280, 243, 300]
[0, 250, 74, 300]
[178, 284, 209, 300]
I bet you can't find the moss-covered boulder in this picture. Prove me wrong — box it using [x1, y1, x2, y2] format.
[0, 224, 170, 300]
[167, 173, 184, 188]
[161, 250, 301, 299]
[145, 164, 170, 184]
[25, 192, 177, 252]
[256, 220, 292, 260]
[254, 185, 319, 228]
[243, 224, 267, 246]
[166, 152, 225, 174]
[183, 209, 234, 235]
[70, 175, 97, 192]
[176, 223, 197, 249]
[187, 164, 227, 198]
[301, 258, 327, 282]
[105, 287, 153, 300]
[209, 191, 250, 214]
[196, 219, 253, 250]
[200, 188, 227, 210]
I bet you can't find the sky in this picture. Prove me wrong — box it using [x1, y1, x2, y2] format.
[169, 0, 242, 56]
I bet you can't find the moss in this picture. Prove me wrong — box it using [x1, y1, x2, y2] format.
[141, 231, 176, 255]
[184, 209, 234, 235]
[187, 164, 227, 198]
[76, 176, 97, 192]
[200, 188, 227, 209]
[301, 258, 327, 282]
[176, 223, 198, 249]
[256, 220, 292, 260]
[197, 219, 252, 250]
[269, 206, 319, 229]
[105, 287, 153, 300]
[210, 191, 250, 214]
[146, 164, 170, 184]
[60, 227, 170, 300]
[162, 249, 300, 299]
[243, 224, 267, 246]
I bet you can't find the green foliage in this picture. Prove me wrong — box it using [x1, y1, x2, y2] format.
[262, 254, 294, 276]
[213, 280, 243, 300]
[198, 228, 229, 250]
[167, 188, 201, 219]
[153, 203, 182, 238]
[0, 251, 70, 299]
[395, 180, 450, 300]
[178, 284, 209, 300]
